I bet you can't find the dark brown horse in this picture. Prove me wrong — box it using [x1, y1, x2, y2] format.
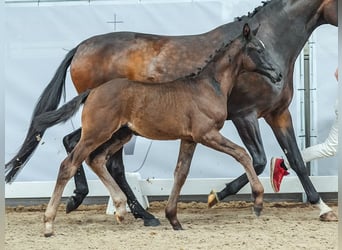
[5, 0, 338, 224]
[36, 24, 280, 236]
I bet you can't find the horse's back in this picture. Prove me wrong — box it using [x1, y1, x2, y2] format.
[70, 25, 237, 93]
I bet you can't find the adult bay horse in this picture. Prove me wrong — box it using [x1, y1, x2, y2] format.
[36, 24, 280, 236]
[5, 0, 338, 223]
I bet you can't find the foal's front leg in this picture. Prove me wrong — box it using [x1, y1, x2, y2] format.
[208, 114, 267, 207]
[165, 140, 197, 230]
[199, 130, 264, 215]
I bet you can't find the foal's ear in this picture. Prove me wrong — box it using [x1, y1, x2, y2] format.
[243, 23, 251, 40]
[252, 24, 261, 36]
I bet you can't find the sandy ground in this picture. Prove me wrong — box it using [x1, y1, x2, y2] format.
[5, 201, 338, 250]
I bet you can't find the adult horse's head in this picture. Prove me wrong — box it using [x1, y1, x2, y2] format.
[318, 0, 338, 26]
[239, 23, 282, 84]
[295, 0, 338, 29]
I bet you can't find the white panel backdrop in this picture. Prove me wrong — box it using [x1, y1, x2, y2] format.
[4, 0, 338, 185]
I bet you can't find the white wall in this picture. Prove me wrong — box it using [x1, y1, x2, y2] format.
[4, 0, 338, 184]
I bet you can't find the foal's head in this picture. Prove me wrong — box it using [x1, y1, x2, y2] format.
[230, 23, 282, 83]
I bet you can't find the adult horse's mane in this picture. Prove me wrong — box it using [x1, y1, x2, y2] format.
[182, 0, 272, 79]
[234, 0, 271, 21]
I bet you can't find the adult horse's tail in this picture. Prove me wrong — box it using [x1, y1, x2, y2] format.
[5, 47, 78, 183]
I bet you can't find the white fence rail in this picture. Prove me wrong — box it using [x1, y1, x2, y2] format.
[5, 174, 338, 199]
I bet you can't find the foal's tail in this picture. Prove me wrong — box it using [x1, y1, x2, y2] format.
[5, 47, 78, 183]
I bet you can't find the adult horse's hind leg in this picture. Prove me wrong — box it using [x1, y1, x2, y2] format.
[62, 128, 89, 213]
[198, 130, 264, 215]
[266, 110, 337, 221]
[208, 114, 267, 207]
[165, 140, 197, 230]
[106, 147, 161, 226]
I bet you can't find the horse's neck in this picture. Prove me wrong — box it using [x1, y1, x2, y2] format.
[203, 48, 239, 96]
[253, 0, 324, 62]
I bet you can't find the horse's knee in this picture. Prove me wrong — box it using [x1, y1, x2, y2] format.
[254, 164, 266, 175]
[57, 162, 75, 183]
[235, 149, 252, 167]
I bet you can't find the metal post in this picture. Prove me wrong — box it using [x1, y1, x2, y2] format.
[301, 42, 311, 203]
[303, 42, 311, 173]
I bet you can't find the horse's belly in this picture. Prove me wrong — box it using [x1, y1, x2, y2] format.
[127, 119, 190, 141]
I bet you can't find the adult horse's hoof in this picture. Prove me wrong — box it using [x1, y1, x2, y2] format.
[143, 217, 161, 227]
[319, 211, 338, 222]
[208, 189, 219, 208]
[172, 223, 184, 230]
[65, 194, 86, 213]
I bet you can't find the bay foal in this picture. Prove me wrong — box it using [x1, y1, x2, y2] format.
[36, 24, 281, 236]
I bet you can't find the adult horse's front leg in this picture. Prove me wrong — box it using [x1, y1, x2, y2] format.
[165, 140, 197, 230]
[208, 114, 267, 207]
[62, 128, 89, 213]
[266, 110, 337, 221]
[106, 147, 161, 226]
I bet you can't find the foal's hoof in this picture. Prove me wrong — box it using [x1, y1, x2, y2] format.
[144, 217, 161, 227]
[44, 231, 54, 238]
[66, 195, 86, 213]
[208, 190, 219, 208]
[319, 211, 338, 222]
[115, 214, 125, 224]
[44, 223, 54, 237]
[253, 205, 263, 217]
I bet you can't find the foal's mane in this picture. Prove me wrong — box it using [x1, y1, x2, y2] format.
[185, 39, 234, 79]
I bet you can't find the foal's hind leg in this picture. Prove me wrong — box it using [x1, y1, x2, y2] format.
[198, 130, 264, 215]
[86, 150, 128, 223]
[99, 126, 160, 226]
[62, 128, 89, 213]
[106, 147, 161, 226]
[165, 140, 197, 230]
[44, 155, 83, 237]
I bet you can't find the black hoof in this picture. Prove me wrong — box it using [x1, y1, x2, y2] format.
[143, 217, 161, 227]
[172, 224, 184, 230]
[66, 194, 86, 213]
